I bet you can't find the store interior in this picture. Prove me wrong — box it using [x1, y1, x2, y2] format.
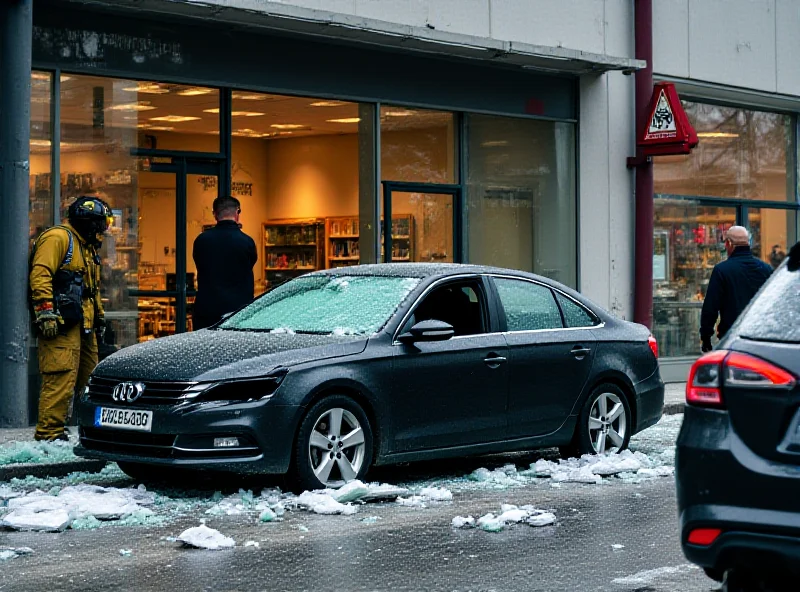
[29, 76, 459, 346]
[652, 102, 797, 357]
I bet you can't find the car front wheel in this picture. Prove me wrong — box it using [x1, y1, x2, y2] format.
[290, 395, 374, 491]
[561, 383, 632, 457]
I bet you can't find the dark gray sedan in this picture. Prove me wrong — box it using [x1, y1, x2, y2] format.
[75, 264, 664, 490]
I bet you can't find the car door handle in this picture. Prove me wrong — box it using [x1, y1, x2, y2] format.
[483, 355, 507, 367]
[571, 346, 591, 358]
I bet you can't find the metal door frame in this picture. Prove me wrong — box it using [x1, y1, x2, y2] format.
[129, 149, 226, 333]
[381, 181, 463, 264]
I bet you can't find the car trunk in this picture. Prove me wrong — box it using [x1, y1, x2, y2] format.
[726, 338, 800, 464]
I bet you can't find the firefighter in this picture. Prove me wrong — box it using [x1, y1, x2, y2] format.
[29, 196, 112, 441]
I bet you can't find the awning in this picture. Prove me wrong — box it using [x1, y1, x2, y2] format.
[63, 0, 646, 75]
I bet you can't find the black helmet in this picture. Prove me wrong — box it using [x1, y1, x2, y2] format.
[67, 196, 112, 246]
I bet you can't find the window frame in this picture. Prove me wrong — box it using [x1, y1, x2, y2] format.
[488, 274, 603, 334]
[392, 274, 494, 343]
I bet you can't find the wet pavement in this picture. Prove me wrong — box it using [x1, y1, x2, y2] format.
[0, 477, 715, 592]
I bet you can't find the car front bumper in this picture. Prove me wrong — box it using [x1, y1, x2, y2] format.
[676, 406, 800, 575]
[74, 396, 302, 475]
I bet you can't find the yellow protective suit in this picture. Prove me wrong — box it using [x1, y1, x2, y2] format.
[30, 222, 104, 440]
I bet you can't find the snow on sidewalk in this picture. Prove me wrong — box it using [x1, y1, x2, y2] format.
[452, 504, 557, 533]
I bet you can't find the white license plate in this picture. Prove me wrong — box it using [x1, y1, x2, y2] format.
[94, 407, 153, 432]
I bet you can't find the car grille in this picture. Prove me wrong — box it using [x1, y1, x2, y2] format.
[80, 427, 177, 458]
[86, 376, 196, 406]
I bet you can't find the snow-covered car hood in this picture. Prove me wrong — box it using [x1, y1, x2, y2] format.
[93, 329, 368, 382]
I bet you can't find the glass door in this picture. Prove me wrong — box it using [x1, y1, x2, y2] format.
[106, 154, 221, 346]
[653, 198, 738, 357]
[382, 182, 462, 264]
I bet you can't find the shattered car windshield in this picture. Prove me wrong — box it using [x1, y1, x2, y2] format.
[219, 275, 420, 335]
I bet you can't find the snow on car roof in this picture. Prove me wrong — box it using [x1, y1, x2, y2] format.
[311, 263, 543, 280]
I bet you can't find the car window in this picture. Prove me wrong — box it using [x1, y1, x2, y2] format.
[733, 264, 800, 343]
[403, 281, 486, 337]
[494, 278, 563, 331]
[221, 275, 420, 335]
[555, 292, 598, 328]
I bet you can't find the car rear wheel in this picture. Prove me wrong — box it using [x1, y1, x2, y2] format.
[290, 395, 374, 491]
[561, 383, 632, 457]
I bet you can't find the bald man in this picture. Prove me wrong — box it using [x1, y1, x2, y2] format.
[700, 226, 773, 352]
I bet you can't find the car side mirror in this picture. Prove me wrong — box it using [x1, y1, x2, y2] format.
[398, 319, 455, 343]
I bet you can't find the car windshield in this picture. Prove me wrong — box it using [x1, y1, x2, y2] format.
[734, 263, 800, 343]
[219, 275, 420, 335]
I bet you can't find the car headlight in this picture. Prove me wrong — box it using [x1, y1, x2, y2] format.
[184, 369, 287, 403]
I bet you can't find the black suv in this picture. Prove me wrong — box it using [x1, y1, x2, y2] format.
[676, 243, 800, 590]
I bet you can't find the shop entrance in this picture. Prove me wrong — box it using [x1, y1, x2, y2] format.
[122, 150, 225, 342]
[382, 182, 463, 264]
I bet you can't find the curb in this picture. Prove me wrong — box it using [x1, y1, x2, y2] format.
[0, 460, 107, 482]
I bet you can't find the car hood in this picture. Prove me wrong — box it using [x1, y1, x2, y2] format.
[94, 329, 368, 382]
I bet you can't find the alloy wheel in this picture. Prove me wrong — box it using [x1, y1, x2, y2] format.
[308, 407, 366, 488]
[588, 392, 627, 454]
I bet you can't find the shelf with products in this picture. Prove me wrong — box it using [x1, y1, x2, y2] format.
[263, 218, 325, 289]
[326, 214, 415, 268]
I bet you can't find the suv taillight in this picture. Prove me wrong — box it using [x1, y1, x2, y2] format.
[687, 350, 796, 408]
[648, 335, 658, 358]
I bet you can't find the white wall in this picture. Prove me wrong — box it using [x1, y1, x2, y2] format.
[653, 0, 800, 95]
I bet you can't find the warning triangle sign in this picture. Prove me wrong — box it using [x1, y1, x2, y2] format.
[647, 90, 676, 134]
[638, 82, 698, 156]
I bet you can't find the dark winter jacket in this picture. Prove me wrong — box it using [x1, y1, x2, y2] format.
[192, 220, 257, 329]
[700, 246, 773, 340]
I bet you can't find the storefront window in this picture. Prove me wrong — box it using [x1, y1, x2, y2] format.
[654, 103, 791, 202]
[226, 93, 362, 293]
[652, 199, 736, 357]
[381, 106, 456, 184]
[465, 115, 577, 287]
[29, 71, 53, 243]
[749, 208, 798, 269]
[60, 75, 219, 346]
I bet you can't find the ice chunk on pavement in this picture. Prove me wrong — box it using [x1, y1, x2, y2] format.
[612, 544, 625, 550]
[244, 541, 259, 548]
[1, 507, 72, 532]
[451, 516, 476, 529]
[259, 508, 278, 522]
[177, 524, 235, 550]
[637, 466, 674, 477]
[295, 491, 357, 515]
[331, 480, 369, 503]
[0, 486, 22, 502]
[419, 487, 453, 502]
[525, 511, 556, 527]
[362, 483, 409, 501]
[476, 513, 505, 533]
[361, 516, 381, 524]
[590, 455, 642, 476]
[396, 496, 427, 508]
[119, 549, 132, 557]
[460, 505, 556, 532]
[0, 547, 33, 561]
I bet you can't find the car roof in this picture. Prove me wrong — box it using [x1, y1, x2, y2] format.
[312, 262, 540, 280]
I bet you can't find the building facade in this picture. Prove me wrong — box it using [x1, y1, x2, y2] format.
[3, 0, 800, 423]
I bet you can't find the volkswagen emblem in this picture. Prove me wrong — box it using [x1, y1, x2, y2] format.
[112, 382, 145, 403]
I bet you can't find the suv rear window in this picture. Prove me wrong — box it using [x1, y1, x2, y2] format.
[734, 264, 800, 343]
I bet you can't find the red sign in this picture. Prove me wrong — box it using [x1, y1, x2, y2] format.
[637, 82, 698, 156]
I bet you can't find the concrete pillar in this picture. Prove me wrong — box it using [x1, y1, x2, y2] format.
[0, 0, 33, 427]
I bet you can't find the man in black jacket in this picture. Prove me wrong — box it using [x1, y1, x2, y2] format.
[192, 196, 257, 330]
[700, 226, 772, 352]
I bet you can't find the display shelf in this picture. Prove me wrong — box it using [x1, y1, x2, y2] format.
[263, 218, 325, 289]
[325, 214, 415, 268]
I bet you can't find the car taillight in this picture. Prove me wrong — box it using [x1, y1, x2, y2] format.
[687, 350, 797, 408]
[687, 350, 728, 407]
[724, 352, 796, 388]
[648, 335, 658, 358]
[687, 527, 722, 546]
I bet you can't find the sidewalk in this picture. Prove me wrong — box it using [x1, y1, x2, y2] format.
[0, 383, 687, 482]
